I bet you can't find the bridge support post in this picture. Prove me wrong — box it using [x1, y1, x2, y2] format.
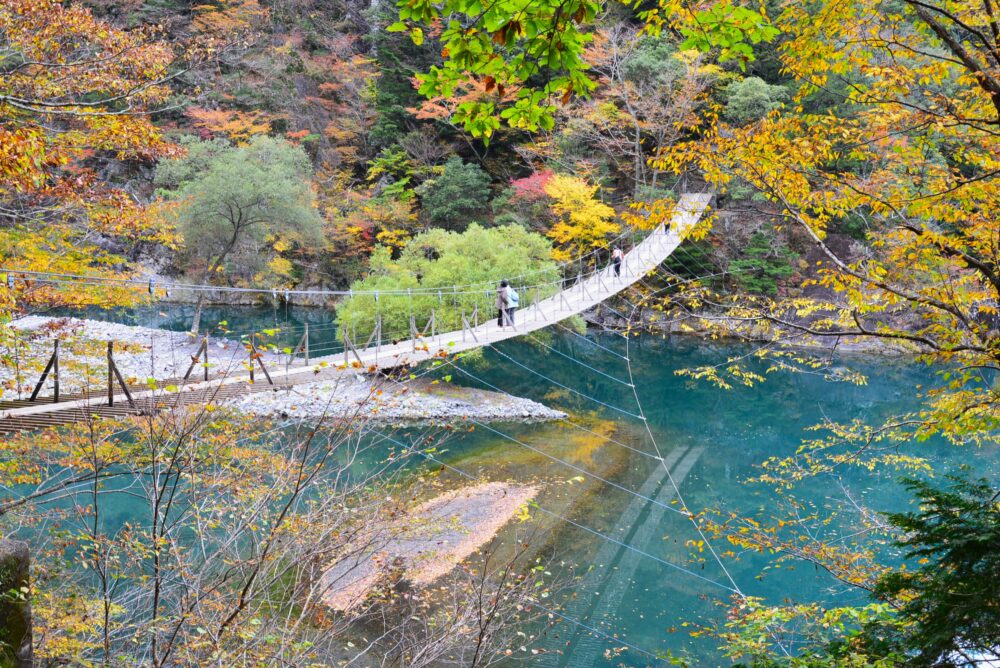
[106, 342, 136, 409]
[29, 339, 59, 403]
[343, 323, 380, 368]
[52, 341, 58, 403]
[248, 334, 273, 385]
[183, 337, 209, 382]
[107, 342, 113, 405]
[461, 307, 479, 343]
[533, 297, 547, 322]
[12, 339, 22, 401]
[302, 323, 309, 366]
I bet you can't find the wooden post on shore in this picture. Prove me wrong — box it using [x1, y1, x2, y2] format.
[52, 340, 59, 403]
[106, 342, 136, 409]
[303, 323, 309, 365]
[107, 342, 114, 406]
[29, 339, 60, 403]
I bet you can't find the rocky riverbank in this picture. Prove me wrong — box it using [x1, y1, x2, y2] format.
[583, 306, 916, 355]
[225, 375, 566, 424]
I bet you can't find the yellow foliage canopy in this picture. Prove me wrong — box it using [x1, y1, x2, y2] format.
[543, 174, 620, 262]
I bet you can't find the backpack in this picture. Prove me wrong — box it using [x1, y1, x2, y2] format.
[507, 288, 519, 307]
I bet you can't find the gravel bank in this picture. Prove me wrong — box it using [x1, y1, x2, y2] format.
[224, 375, 567, 424]
[8, 316, 273, 388]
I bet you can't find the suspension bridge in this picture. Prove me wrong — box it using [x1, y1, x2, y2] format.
[0, 194, 711, 434]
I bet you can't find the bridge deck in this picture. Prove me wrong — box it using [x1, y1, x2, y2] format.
[0, 194, 711, 433]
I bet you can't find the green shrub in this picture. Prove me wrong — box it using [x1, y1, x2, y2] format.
[336, 224, 559, 343]
[723, 76, 788, 124]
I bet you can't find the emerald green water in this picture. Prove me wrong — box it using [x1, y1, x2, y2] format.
[50, 306, 1000, 665]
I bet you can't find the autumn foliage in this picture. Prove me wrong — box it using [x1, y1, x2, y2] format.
[0, 0, 182, 308]
[543, 174, 620, 262]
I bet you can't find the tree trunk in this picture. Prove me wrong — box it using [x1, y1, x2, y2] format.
[191, 232, 240, 335]
[190, 292, 205, 336]
[0, 539, 31, 668]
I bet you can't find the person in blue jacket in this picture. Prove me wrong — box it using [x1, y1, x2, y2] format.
[496, 280, 509, 326]
[506, 282, 519, 326]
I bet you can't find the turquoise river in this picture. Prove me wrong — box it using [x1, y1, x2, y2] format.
[46, 305, 1000, 666]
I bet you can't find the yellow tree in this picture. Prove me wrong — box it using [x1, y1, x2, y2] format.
[657, 0, 1000, 447]
[543, 174, 620, 263]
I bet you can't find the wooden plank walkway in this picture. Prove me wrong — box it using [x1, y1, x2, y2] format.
[0, 194, 711, 434]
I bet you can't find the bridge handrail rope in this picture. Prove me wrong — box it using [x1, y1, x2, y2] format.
[4, 214, 734, 374]
[5, 247, 736, 407]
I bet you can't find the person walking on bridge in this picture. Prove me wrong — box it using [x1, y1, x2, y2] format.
[496, 280, 510, 327]
[611, 246, 623, 278]
[506, 283, 519, 326]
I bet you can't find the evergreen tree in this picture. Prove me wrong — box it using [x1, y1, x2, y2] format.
[417, 157, 492, 231]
